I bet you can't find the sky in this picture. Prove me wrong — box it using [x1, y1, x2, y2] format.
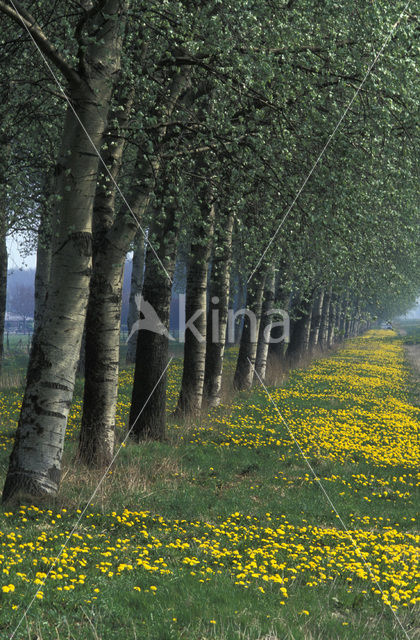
[7, 234, 36, 271]
[7, 233, 131, 272]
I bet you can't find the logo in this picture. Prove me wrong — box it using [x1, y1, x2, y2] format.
[127, 293, 290, 344]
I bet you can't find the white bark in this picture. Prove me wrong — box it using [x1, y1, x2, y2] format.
[203, 207, 234, 407]
[126, 231, 145, 363]
[2, 1, 127, 501]
[254, 265, 275, 383]
[233, 267, 266, 390]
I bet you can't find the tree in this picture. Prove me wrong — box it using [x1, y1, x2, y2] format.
[1, 0, 128, 501]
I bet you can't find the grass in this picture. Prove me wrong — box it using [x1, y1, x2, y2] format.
[396, 320, 420, 345]
[0, 328, 419, 639]
[0, 334, 32, 389]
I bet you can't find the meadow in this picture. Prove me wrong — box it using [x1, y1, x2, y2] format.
[0, 329, 419, 639]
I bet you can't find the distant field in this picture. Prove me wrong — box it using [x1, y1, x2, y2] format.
[395, 319, 420, 344]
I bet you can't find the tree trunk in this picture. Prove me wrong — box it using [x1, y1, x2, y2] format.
[125, 69, 190, 367]
[302, 301, 313, 353]
[309, 288, 324, 351]
[2, 1, 126, 502]
[353, 299, 361, 336]
[344, 317, 350, 338]
[33, 177, 54, 334]
[228, 269, 247, 345]
[267, 267, 290, 363]
[129, 205, 179, 440]
[327, 296, 338, 347]
[287, 296, 313, 365]
[0, 137, 8, 374]
[233, 267, 266, 390]
[319, 288, 331, 349]
[78, 69, 189, 465]
[254, 265, 275, 383]
[0, 219, 6, 374]
[77, 83, 134, 466]
[126, 230, 145, 363]
[344, 303, 352, 338]
[203, 207, 234, 407]
[77, 181, 153, 465]
[176, 199, 215, 416]
[338, 295, 347, 341]
[347, 300, 355, 336]
[78, 241, 126, 465]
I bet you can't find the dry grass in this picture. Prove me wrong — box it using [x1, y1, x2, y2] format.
[265, 354, 290, 387]
[0, 371, 25, 389]
[52, 447, 184, 513]
[265, 342, 342, 388]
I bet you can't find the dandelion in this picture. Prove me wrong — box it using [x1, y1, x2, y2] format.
[2, 584, 15, 593]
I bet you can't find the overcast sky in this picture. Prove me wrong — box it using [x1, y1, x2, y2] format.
[7, 234, 36, 271]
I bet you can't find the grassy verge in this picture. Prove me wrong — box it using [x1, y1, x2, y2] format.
[0, 330, 419, 639]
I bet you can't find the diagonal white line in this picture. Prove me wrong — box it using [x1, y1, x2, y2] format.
[7, 0, 172, 283]
[249, 359, 411, 639]
[248, 0, 412, 283]
[8, 356, 174, 640]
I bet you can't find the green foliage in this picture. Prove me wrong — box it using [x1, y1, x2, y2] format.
[1, 0, 418, 315]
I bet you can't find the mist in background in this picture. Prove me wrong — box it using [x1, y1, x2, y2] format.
[399, 301, 420, 320]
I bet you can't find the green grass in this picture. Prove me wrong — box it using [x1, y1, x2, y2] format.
[0, 329, 419, 639]
[396, 320, 420, 345]
[403, 330, 420, 346]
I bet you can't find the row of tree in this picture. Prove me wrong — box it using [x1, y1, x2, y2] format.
[0, 0, 418, 502]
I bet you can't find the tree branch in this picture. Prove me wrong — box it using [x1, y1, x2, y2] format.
[0, 1, 80, 85]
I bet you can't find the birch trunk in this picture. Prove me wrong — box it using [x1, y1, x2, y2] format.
[77, 84, 134, 466]
[79, 70, 189, 463]
[319, 288, 331, 349]
[176, 201, 215, 416]
[33, 174, 55, 334]
[203, 208, 234, 407]
[327, 296, 338, 347]
[125, 68, 189, 366]
[76, 328, 86, 377]
[287, 297, 313, 364]
[77, 177, 154, 465]
[353, 300, 361, 336]
[0, 217, 6, 374]
[233, 267, 266, 391]
[344, 305, 352, 338]
[344, 318, 350, 338]
[309, 288, 324, 351]
[347, 301, 354, 337]
[2, 1, 126, 502]
[254, 265, 275, 383]
[129, 206, 179, 440]
[33, 210, 52, 334]
[126, 231, 145, 363]
[338, 296, 347, 341]
[302, 302, 313, 353]
[229, 271, 247, 344]
[267, 267, 290, 363]
[78, 68, 189, 464]
[0, 136, 8, 374]
[78, 238, 128, 465]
